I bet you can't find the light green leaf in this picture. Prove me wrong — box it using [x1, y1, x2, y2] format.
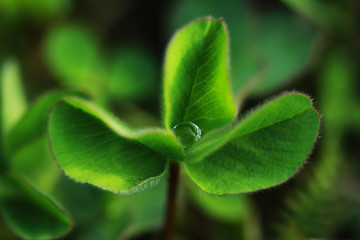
[167, 2, 317, 98]
[47, 97, 184, 193]
[163, 18, 235, 134]
[7, 88, 88, 155]
[44, 25, 104, 90]
[107, 45, 158, 101]
[0, 175, 72, 240]
[189, 182, 248, 222]
[185, 93, 320, 194]
[167, 0, 258, 93]
[1, 60, 27, 138]
[10, 136, 61, 194]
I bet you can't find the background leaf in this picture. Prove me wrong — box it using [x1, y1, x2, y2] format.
[48, 97, 184, 192]
[280, 0, 352, 34]
[167, 0, 317, 98]
[185, 93, 320, 194]
[105, 179, 167, 239]
[106, 45, 159, 101]
[0, 175, 72, 240]
[0, 60, 27, 139]
[252, 11, 317, 95]
[163, 18, 235, 134]
[0, 60, 27, 171]
[10, 136, 61, 195]
[44, 24, 105, 99]
[7, 88, 89, 155]
[189, 182, 248, 222]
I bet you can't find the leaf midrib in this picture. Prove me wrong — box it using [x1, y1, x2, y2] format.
[61, 98, 183, 157]
[231, 106, 316, 140]
[182, 21, 215, 123]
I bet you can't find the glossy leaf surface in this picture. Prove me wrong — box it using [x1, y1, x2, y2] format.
[48, 97, 184, 193]
[185, 93, 320, 194]
[163, 18, 235, 133]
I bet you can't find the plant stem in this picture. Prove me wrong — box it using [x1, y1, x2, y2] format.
[163, 161, 180, 240]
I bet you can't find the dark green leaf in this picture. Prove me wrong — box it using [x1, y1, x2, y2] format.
[163, 18, 236, 134]
[185, 93, 320, 194]
[280, 0, 351, 34]
[47, 97, 184, 193]
[8, 88, 89, 155]
[0, 175, 72, 240]
[252, 11, 317, 95]
[106, 179, 167, 238]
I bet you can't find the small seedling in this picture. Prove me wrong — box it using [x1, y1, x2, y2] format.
[47, 18, 321, 239]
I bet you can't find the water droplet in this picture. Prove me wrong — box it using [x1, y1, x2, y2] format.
[172, 122, 201, 148]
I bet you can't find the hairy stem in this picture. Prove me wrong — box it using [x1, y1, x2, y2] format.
[163, 161, 180, 240]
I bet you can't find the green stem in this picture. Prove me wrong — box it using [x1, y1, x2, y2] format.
[163, 161, 180, 240]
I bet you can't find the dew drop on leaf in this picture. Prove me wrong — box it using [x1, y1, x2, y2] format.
[172, 122, 201, 148]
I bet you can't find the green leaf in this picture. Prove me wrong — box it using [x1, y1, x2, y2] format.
[185, 93, 320, 194]
[47, 97, 184, 193]
[166, 0, 258, 93]
[189, 182, 248, 222]
[167, 2, 317, 99]
[44, 25, 104, 91]
[0, 60, 27, 170]
[105, 179, 167, 238]
[10, 136, 62, 194]
[280, 0, 350, 34]
[251, 11, 317, 95]
[0, 175, 72, 240]
[0, 60, 27, 138]
[319, 49, 357, 128]
[163, 18, 235, 134]
[7, 88, 89, 155]
[107, 45, 158, 101]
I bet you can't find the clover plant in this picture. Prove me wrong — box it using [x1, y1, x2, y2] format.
[47, 18, 321, 238]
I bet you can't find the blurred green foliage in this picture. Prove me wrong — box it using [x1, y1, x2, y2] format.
[1, 0, 360, 239]
[168, 0, 317, 97]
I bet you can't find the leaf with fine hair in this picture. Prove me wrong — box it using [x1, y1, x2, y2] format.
[163, 18, 235, 134]
[47, 97, 184, 193]
[185, 93, 320, 194]
[0, 175, 73, 240]
[7, 89, 89, 155]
